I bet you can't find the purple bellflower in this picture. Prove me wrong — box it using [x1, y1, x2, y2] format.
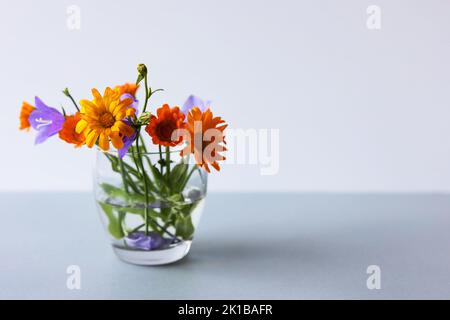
[28, 96, 65, 144]
[181, 95, 211, 118]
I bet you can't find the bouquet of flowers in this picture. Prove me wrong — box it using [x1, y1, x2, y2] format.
[19, 64, 227, 265]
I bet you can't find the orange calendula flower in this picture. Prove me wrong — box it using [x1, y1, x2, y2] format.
[114, 83, 139, 97]
[76, 87, 135, 151]
[181, 107, 227, 172]
[145, 104, 185, 147]
[59, 113, 86, 148]
[19, 102, 35, 130]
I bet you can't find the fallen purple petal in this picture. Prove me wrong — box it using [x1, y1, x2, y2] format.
[124, 231, 170, 250]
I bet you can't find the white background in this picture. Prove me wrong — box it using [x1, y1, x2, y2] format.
[1, 0, 449, 192]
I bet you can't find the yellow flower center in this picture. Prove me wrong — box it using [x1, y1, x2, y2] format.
[99, 112, 115, 128]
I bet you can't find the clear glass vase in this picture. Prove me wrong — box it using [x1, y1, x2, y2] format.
[94, 147, 207, 265]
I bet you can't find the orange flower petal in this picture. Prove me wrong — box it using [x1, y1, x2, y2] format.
[75, 119, 88, 134]
[77, 87, 139, 152]
[59, 113, 86, 147]
[110, 132, 124, 149]
[181, 107, 227, 173]
[85, 130, 99, 148]
[98, 133, 109, 151]
[19, 101, 35, 130]
[145, 104, 185, 147]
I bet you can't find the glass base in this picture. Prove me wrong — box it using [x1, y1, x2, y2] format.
[112, 241, 192, 266]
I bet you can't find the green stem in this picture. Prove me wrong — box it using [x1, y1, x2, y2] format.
[130, 147, 142, 177]
[141, 75, 150, 114]
[158, 145, 164, 174]
[69, 96, 80, 112]
[183, 165, 197, 188]
[129, 223, 145, 234]
[64, 89, 80, 112]
[123, 170, 143, 194]
[165, 146, 171, 178]
[136, 138, 150, 236]
[104, 153, 142, 192]
[139, 134, 153, 169]
[135, 74, 152, 236]
[111, 70, 179, 239]
[104, 146, 182, 241]
[134, 143, 149, 232]
[129, 221, 179, 240]
[140, 135, 148, 152]
[119, 158, 129, 193]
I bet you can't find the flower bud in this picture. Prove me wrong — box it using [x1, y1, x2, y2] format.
[137, 64, 148, 77]
[137, 111, 152, 125]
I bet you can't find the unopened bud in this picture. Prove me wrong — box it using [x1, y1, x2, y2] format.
[137, 112, 152, 125]
[137, 64, 147, 77]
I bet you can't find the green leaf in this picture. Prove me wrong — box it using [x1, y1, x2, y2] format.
[105, 154, 120, 173]
[167, 193, 184, 203]
[118, 210, 126, 235]
[136, 73, 144, 85]
[98, 202, 124, 239]
[175, 214, 195, 240]
[180, 201, 199, 216]
[149, 164, 169, 193]
[101, 183, 153, 206]
[169, 163, 189, 193]
[159, 207, 172, 222]
[118, 207, 159, 218]
[140, 155, 160, 193]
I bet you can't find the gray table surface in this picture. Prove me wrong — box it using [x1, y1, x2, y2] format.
[0, 192, 449, 299]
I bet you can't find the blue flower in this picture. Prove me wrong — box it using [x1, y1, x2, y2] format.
[181, 95, 211, 118]
[28, 97, 65, 144]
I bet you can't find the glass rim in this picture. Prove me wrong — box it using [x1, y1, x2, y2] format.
[96, 145, 185, 156]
